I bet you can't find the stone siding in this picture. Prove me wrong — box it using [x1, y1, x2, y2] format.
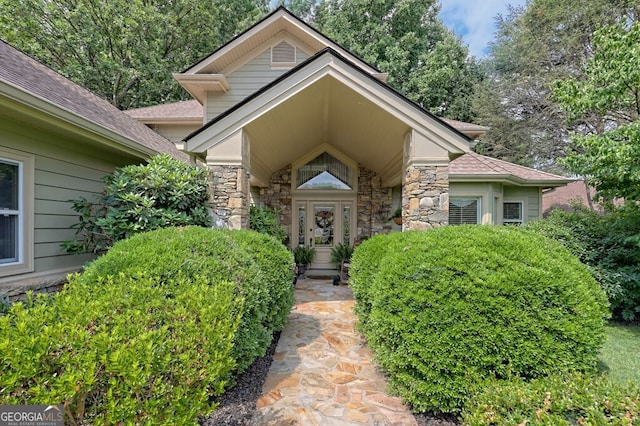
[357, 166, 393, 239]
[1, 272, 68, 303]
[262, 165, 293, 241]
[403, 164, 449, 230]
[208, 165, 250, 229]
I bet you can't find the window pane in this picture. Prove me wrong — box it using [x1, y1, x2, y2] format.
[296, 152, 352, 190]
[343, 205, 351, 243]
[0, 214, 18, 264]
[297, 205, 306, 246]
[449, 198, 480, 225]
[0, 161, 18, 210]
[503, 202, 522, 221]
[313, 206, 334, 247]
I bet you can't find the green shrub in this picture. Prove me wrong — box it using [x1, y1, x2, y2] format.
[63, 154, 211, 254]
[526, 205, 640, 321]
[462, 373, 640, 425]
[350, 226, 610, 414]
[0, 273, 240, 424]
[80, 226, 294, 372]
[349, 232, 407, 331]
[249, 205, 287, 244]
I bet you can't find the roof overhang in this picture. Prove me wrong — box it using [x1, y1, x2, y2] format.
[172, 74, 229, 104]
[184, 8, 382, 77]
[450, 174, 574, 188]
[184, 49, 471, 187]
[0, 80, 155, 160]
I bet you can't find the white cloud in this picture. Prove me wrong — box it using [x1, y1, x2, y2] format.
[438, 0, 528, 58]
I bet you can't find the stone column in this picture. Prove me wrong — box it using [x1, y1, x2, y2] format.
[402, 164, 449, 230]
[206, 129, 250, 230]
[208, 165, 250, 229]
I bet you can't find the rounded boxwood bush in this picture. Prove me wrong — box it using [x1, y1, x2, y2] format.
[80, 226, 295, 372]
[350, 226, 610, 414]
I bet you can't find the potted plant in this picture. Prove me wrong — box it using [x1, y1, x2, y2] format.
[330, 242, 354, 284]
[389, 207, 402, 225]
[293, 246, 316, 277]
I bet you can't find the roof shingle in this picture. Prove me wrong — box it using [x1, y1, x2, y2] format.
[0, 40, 186, 161]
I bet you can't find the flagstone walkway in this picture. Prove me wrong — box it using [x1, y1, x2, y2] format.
[252, 279, 417, 425]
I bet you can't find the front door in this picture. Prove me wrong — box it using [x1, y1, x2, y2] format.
[294, 200, 354, 270]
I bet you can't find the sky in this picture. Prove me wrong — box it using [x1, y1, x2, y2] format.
[438, 0, 528, 58]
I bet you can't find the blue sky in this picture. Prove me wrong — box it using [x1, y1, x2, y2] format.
[438, 0, 528, 58]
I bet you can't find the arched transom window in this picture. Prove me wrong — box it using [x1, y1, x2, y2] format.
[296, 152, 353, 190]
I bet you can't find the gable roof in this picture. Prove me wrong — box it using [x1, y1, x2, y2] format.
[0, 40, 187, 161]
[182, 7, 383, 78]
[450, 152, 572, 187]
[184, 47, 472, 155]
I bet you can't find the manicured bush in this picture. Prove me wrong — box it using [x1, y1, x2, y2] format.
[349, 226, 610, 414]
[0, 273, 240, 424]
[249, 205, 287, 244]
[462, 373, 640, 425]
[80, 226, 295, 372]
[526, 205, 640, 321]
[63, 154, 211, 254]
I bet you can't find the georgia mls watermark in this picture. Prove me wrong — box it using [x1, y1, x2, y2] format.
[0, 405, 63, 426]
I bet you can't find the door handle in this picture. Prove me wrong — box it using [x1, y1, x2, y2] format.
[309, 237, 313, 246]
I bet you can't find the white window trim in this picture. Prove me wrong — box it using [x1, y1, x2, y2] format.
[503, 200, 524, 225]
[0, 147, 34, 278]
[449, 196, 482, 225]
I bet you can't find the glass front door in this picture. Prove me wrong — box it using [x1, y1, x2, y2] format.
[294, 200, 354, 270]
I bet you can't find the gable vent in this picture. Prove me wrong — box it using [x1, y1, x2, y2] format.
[271, 41, 296, 65]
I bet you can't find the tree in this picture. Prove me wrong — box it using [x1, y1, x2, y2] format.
[0, 0, 268, 110]
[473, 0, 640, 172]
[553, 21, 640, 201]
[308, 0, 480, 121]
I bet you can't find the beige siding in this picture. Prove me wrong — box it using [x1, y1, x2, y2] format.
[503, 186, 542, 223]
[151, 123, 201, 143]
[1, 119, 141, 281]
[206, 49, 311, 120]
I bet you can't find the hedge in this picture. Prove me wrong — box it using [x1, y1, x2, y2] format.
[0, 226, 295, 424]
[350, 226, 610, 414]
[462, 373, 640, 425]
[0, 273, 240, 424]
[80, 226, 295, 372]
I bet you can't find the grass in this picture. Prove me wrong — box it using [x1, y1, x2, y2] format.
[598, 323, 640, 385]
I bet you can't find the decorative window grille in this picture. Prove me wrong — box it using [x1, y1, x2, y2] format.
[449, 197, 481, 225]
[503, 201, 524, 225]
[271, 41, 296, 65]
[296, 152, 352, 190]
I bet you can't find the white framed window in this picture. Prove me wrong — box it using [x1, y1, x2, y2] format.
[0, 148, 34, 277]
[449, 197, 481, 225]
[503, 201, 524, 225]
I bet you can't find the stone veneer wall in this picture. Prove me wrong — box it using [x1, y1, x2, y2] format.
[403, 164, 449, 230]
[357, 165, 393, 239]
[254, 164, 393, 243]
[208, 165, 250, 229]
[261, 165, 293, 241]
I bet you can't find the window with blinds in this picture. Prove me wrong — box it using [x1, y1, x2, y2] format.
[503, 201, 523, 225]
[0, 159, 20, 264]
[296, 152, 353, 190]
[449, 197, 481, 225]
[271, 41, 296, 66]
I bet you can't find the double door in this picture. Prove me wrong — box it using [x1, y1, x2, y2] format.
[293, 199, 354, 270]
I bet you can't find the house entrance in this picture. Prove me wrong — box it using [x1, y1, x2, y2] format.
[293, 199, 354, 270]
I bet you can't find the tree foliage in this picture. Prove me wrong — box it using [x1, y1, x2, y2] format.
[473, 0, 640, 172]
[0, 0, 268, 109]
[283, 0, 481, 121]
[553, 20, 640, 201]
